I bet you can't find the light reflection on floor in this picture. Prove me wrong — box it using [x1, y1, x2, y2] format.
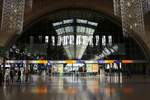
[1, 74, 150, 100]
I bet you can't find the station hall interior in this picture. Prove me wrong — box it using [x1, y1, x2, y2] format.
[0, 0, 150, 100]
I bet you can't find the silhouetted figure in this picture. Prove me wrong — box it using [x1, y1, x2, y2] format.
[24, 68, 29, 82]
[2, 69, 5, 83]
[83, 66, 87, 76]
[0, 68, 2, 85]
[127, 70, 132, 78]
[5, 68, 10, 84]
[49, 68, 52, 76]
[10, 69, 14, 83]
[17, 69, 21, 82]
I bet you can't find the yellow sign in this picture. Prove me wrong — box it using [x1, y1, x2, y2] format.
[105, 60, 115, 64]
[92, 64, 99, 72]
[65, 60, 76, 64]
[39, 60, 48, 64]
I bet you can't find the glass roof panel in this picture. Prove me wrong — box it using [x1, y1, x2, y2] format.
[56, 28, 65, 35]
[77, 26, 86, 33]
[77, 19, 88, 24]
[85, 28, 95, 34]
[64, 26, 74, 33]
[52, 21, 63, 26]
[63, 19, 74, 24]
[88, 21, 98, 26]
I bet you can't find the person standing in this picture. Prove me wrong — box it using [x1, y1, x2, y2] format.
[10, 68, 14, 84]
[17, 68, 21, 82]
[5, 68, 10, 84]
[0, 68, 2, 85]
[25, 68, 29, 82]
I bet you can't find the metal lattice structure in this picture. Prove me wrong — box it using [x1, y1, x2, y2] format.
[120, 0, 145, 36]
[113, 0, 121, 17]
[1, 0, 25, 34]
[114, 0, 150, 16]
[0, 0, 3, 28]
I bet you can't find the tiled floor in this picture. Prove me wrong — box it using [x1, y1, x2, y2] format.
[0, 74, 150, 100]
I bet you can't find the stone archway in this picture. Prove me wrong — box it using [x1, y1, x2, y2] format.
[0, 0, 149, 62]
[13, 8, 150, 61]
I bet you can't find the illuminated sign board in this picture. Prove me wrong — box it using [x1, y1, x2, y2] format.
[65, 60, 76, 64]
[58, 64, 63, 73]
[87, 64, 93, 72]
[92, 64, 99, 72]
[5, 60, 147, 64]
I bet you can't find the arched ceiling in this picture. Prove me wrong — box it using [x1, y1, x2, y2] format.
[24, 0, 114, 27]
[0, 0, 114, 47]
[0, 0, 150, 60]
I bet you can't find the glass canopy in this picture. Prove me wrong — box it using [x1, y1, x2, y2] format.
[52, 19, 98, 59]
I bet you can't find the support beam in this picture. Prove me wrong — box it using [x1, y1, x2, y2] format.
[0, 0, 3, 28]
[113, 0, 121, 17]
[1, 0, 25, 34]
[120, 0, 145, 37]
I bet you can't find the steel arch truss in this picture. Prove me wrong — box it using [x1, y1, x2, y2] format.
[1, 0, 25, 34]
